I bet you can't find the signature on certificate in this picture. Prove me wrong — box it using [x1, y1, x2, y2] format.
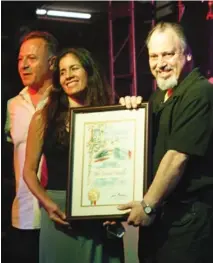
[111, 192, 127, 199]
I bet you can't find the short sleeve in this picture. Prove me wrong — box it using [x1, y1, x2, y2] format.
[168, 96, 213, 156]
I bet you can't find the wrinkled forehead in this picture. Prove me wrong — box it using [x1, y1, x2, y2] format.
[148, 29, 182, 54]
[19, 38, 48, 56]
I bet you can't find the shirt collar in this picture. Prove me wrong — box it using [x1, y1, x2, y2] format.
[171, 68, 202, 97]
[19, 86, 29, 97]
[19, 85, 52, 101]
[155, 68, 201, 98]
[19, 85, 52, 109]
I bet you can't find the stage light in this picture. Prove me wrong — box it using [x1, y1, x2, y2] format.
[36, 8, 91, 20]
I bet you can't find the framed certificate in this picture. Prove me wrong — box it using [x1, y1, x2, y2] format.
[66, 103, 151, 220]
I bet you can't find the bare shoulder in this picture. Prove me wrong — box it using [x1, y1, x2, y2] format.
[31, 110, 46, 131]
[33, 109, 43, 121]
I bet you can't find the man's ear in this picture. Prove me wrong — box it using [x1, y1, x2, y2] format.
[48, 56, 56, 71]
[186, 54, 192, 62]
[185, 53, 194, 71]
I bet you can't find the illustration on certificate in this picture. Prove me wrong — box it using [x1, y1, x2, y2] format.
[82, 120, 136, 206]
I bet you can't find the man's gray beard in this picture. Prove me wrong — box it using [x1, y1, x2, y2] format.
[156, 75, 178, 91]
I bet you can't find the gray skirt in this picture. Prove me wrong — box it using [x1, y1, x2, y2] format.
[39, 190, 124, 263]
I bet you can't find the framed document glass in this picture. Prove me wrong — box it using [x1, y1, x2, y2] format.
[66, 103, 151, 220]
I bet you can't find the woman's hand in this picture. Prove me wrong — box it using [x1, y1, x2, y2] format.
[45, 200, 69, 225]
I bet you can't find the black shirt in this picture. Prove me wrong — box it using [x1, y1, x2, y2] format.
[43, 126, 69, 190]
[150, 68, 213, 199]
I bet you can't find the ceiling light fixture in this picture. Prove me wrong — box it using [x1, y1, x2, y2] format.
[36, 8, 91, 20]
[36, 8, 47, 15]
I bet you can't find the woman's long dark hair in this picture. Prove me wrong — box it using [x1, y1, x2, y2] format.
[42, 48, 112, 144]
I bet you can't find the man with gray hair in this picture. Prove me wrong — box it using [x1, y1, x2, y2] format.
[5, 31, 58, 263]
[120, 22, 213, 263]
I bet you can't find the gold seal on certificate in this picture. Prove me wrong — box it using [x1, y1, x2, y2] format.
[66, 104, 151, 220]
[88, 189, 100, 206]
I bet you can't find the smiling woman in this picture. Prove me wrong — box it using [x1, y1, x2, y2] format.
[52, 48, 112, 107]
[59, 53, 88, 97]
[23, 47, 124, 263]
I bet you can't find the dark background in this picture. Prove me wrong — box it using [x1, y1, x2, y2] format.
[1, 1, 213, 260]
[2, 1, 213, 101]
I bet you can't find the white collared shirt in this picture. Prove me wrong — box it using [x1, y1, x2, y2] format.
[5, 86, 50, 229]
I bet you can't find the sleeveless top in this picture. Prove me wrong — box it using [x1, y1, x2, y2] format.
[42, 122, 125, 240]
[43, 125, 69, 190]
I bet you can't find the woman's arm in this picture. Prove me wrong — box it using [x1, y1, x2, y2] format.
[23, 111, 68, 225]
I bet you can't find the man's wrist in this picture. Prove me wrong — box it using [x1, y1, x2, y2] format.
[141, 199, 157, 216]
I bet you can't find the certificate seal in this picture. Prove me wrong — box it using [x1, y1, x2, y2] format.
[88, 189, 100, 206]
